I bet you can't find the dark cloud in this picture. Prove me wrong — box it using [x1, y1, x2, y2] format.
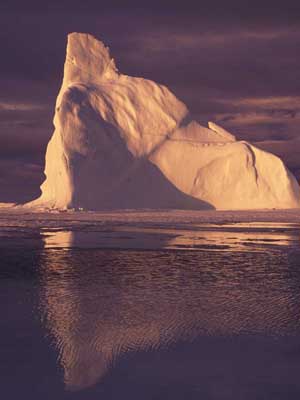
[2, 0, 300, 21]
[0, 159, 43, 202]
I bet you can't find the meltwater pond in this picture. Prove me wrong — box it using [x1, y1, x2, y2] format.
[1, 210, 300, 399]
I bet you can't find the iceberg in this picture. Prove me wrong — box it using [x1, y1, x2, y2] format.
[29, 33, 300, 210]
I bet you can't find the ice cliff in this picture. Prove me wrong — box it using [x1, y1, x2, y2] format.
[30, 33, 300, 210]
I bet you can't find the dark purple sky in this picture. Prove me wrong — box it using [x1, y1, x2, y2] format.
[1, 1, 300, 202]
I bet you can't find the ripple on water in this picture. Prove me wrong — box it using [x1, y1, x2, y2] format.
[36, 245, 300, 390]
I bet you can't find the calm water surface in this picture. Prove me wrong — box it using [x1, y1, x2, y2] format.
[1, 215, 300, 399]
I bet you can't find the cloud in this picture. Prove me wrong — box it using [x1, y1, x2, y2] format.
[172, 95, 300, 144]
[0, 101, 46, 111]
[215, 110, 300, 126]
[130, 28, 297, 54]
[209, 96, 300, 138]
[218, 96, 300, 109]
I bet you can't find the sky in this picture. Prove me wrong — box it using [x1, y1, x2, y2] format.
[1, 0, 300, 202]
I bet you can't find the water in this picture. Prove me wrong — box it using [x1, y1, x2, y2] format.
[1, 211, 300, 399]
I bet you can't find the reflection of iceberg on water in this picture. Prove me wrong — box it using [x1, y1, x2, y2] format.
[43, 231, 74, 248]
[42, 228, 174, 250]
[42, 224, 296, 251]
[38, 238, 298, 391]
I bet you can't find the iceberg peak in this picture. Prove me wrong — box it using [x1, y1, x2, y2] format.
[64, 33, 118, 86]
